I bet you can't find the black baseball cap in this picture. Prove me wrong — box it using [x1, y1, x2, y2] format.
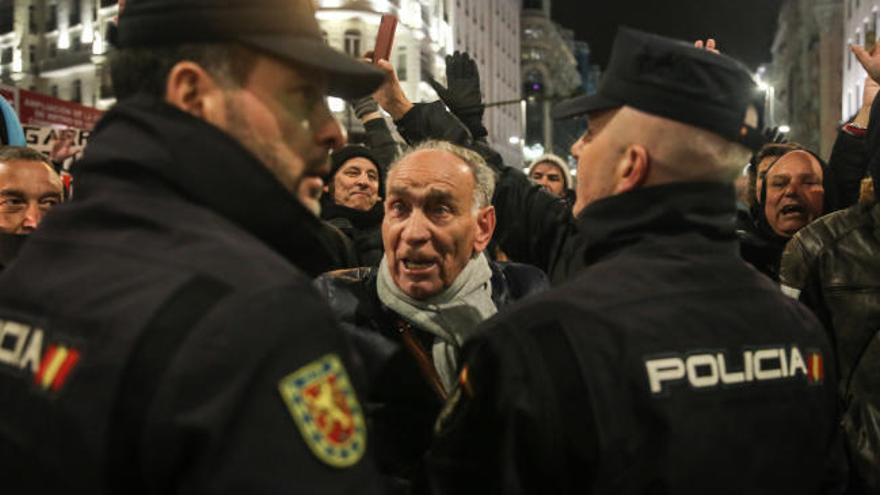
[553, 28, 765, 151]
[116, 0, 386, 99]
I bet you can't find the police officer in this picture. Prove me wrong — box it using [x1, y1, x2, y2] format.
[424, 28, 844, 494]
[0, 0, 390, 492]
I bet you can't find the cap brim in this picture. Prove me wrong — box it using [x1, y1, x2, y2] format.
[552, 93, 621, 120]
[239, 35, 386, 99]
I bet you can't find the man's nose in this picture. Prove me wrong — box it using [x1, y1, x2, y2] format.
[20, 203, 43, 233]
[571, 132, 587, 159]
[400, 210, 431, 244]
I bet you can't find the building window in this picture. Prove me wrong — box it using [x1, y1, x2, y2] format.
[397, 46, 407, 81]
[49, 42, 56, 58]
[70, 0, 81, 25]
[72, 80, 82, 102]
[46, 3, 58, 31]
[28, 5, 36, 33]
[321, 31, 328, 44]
[0, 47, 11, 64]
[29, 44, 36, 64]
[344, 30, 361, 57]
[0, 1, 12, 33]
[50, 85, 59, 98]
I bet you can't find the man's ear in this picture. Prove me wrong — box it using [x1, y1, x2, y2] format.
[473, 205, 496, 254]
[614, 144, 649, 194]
[164, 61, 224, 120]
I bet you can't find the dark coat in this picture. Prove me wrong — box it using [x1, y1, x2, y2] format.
[0, 97, 385, 493]
[313, 261, 548, 484]
[426, 182, 844, 495]
[321, 200, 384, 267]
[828, 128, 869, 209]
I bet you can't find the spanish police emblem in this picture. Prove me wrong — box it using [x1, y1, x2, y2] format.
[278, 353, 367, 468]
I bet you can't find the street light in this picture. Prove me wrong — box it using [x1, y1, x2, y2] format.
[778, 125, 791, 134]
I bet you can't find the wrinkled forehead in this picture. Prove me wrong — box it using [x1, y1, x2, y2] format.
[387, 150, 475, 198]
[767, 150, 823, 178]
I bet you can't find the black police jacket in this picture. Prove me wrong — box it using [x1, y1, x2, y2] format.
[425, 182, 844, 494]
[0, 97, 385, 493]
[781, 201, 880, 492]
[314, 261, 548, 484]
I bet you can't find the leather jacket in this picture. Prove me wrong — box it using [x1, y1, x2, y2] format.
[780, 201, 880, 491]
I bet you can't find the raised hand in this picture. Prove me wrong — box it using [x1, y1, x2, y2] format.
[427, 51, 486, 138]
[364, 52, 413, 121]
[852, 43, 880, 84]
[694, 38, 720, 54]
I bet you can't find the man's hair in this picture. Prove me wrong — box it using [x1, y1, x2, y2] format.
[0, 146, 52, 168]
[747, 142, 803, 206]
[604, 108, 754, 184]
[109, 43, 258, 99]
[388, 140, 496, 210]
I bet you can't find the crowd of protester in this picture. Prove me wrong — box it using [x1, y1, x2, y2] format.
[0, 0, 878, 493]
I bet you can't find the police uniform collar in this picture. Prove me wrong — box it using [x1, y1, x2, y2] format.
[576, 182, 738, 262]
[76, 95, 337, 276]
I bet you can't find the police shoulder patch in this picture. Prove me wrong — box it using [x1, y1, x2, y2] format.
[278, 353, 367, 468]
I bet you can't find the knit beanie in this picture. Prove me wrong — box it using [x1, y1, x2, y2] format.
[528, 153, 572, 189]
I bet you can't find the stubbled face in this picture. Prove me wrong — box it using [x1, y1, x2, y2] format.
[0, 160, 63, 234]
[209, 54, 344, 196]
[333, 157, 380, 210]
[529, 162, 565, 197]
[382, 149, 492, 300]
[763, 151, 824, 237]
[573, 109, 623, 216]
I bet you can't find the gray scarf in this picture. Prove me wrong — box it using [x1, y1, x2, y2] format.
[377, 253, 497, 392]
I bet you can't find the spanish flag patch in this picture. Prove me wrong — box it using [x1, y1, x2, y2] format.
[278, 354, 367, 468]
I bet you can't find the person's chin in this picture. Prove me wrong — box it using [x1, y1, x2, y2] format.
[398, 278, 441, 300]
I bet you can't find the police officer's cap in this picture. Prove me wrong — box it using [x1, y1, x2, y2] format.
[553, 28, 765, 150]
[115, 0, 386, 99]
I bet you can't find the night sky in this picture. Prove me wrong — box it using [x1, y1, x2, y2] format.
[551, 0, 784, 71]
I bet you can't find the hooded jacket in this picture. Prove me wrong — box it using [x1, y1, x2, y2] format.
[0, 96, 385, 493]
[738, 148, 838, 281]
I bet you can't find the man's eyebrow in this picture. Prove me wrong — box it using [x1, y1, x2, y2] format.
[425, 188, 457, 204]
[0, 189, 25, 197]
[388, 186, 411, 198]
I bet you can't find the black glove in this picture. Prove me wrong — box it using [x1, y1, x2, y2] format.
[350, 95, 380, 121]
[763, 126, 788, 145]
[428, 51, 488, 139]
